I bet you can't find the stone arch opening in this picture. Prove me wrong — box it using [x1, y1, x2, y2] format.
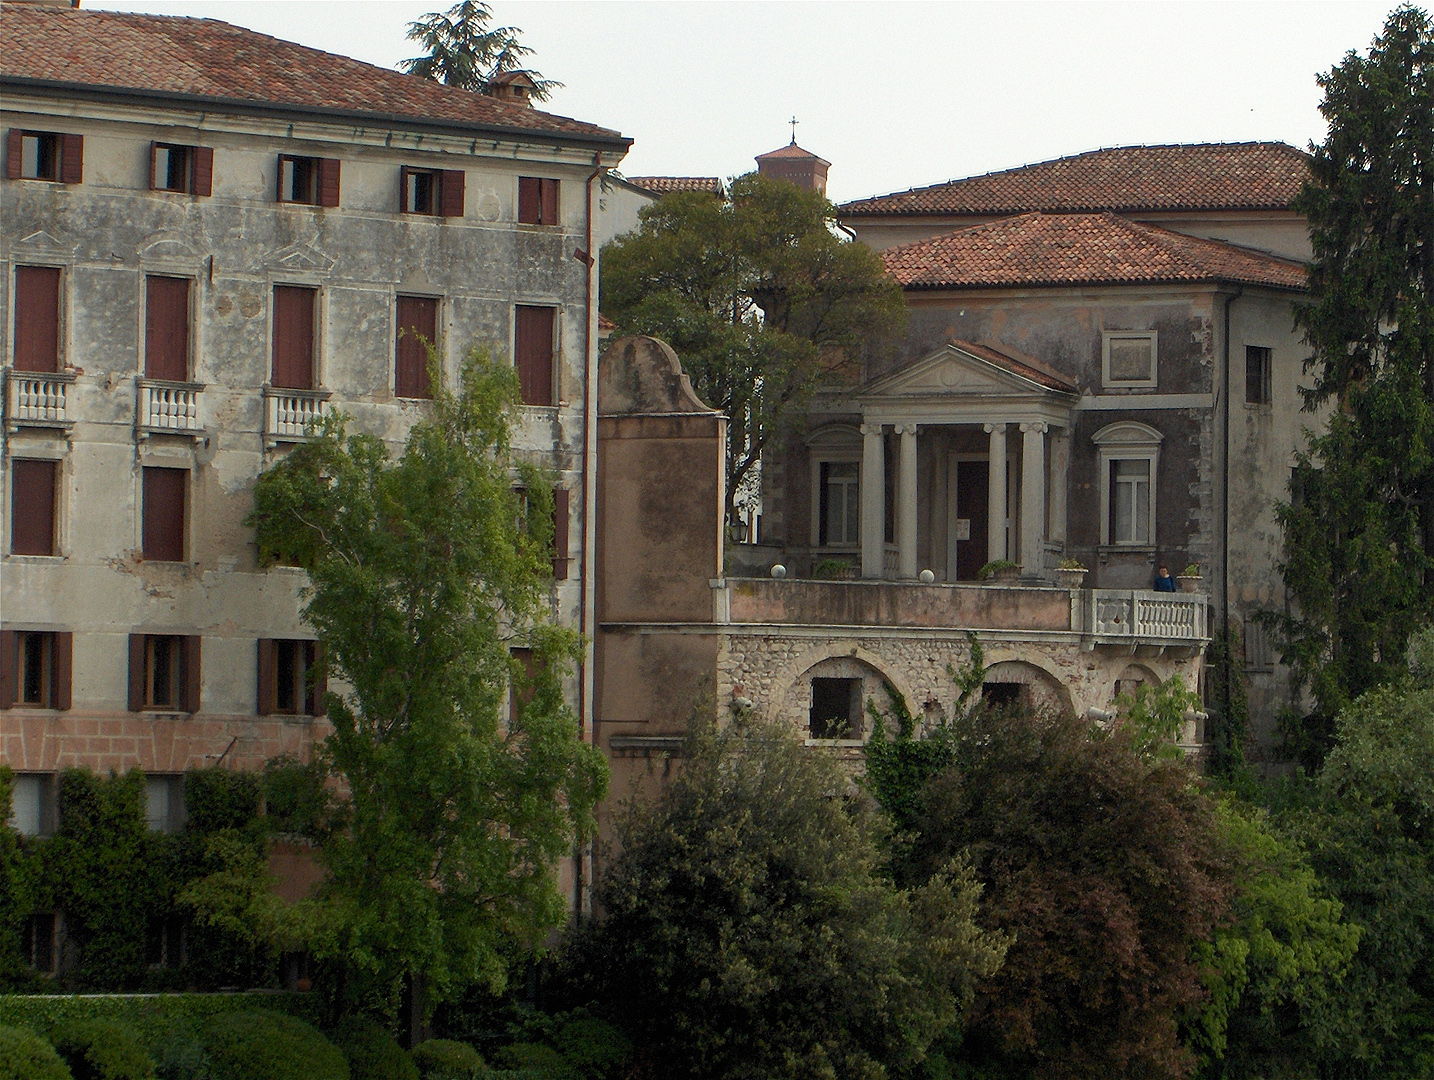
[1111, 662, 1160, 704]
[786, 654, 894, 743]
[981, 659, 1072, 715]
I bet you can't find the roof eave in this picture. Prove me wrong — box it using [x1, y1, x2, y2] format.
[842, 202, 1299, 218]
[899, 276, 1308, 293]
[0, 75, 634, 153]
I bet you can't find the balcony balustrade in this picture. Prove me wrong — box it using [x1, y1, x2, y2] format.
[137, 379, 205, 435]
[264, 387, 331, 445]
[5, 369, 75, 431]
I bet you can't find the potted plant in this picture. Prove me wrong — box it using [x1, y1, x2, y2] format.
[1053, 558, 1088, 589]
[1177, 563, 1203, 593]
[977, 559, 1022, 583]
[813, 557, 857, 580]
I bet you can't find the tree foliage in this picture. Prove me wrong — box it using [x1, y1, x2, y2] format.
[600, 172, 907, 521]
[400, 1, 560, 100]
[247, 350, 607, 1014]
[560, 718, 1007, 1079]
[1273, 5, 1434, 749]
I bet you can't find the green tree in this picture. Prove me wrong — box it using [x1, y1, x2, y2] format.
[247, 350, 607, 1016]
[600, 172, 908, 524]
[1272, 5, 1434, 756]
[400, 1, 560, 101]
[559, 718, 1007, 1080]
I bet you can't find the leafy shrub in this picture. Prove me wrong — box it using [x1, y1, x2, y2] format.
[412, 1038, 484, 1080]
[183, 770, 261, 835]
[200, 1010, 347, 1080]
[261, 758, 330, 839]
[332, 1017, 417, 1080]
[976, 558, 1018, 580]
[0, 1024, 72, 1080]
[0, 992, 323, 1050]
[51, 1020, 155, 1080]
[489, 1042, 573, 1077]
[552, 1017, 630, 1080]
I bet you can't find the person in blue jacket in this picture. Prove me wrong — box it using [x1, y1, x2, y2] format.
[1153, 565, 1177, 592]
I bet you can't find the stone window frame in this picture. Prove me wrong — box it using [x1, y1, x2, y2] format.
[1101, 329, 1159, 390]
[1093, 421, 1162, 549]
[805, 424, 863, 552]
[5, 440, 70, 561]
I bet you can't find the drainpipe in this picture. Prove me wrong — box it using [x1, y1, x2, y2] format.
[576, 159, 603, 916]
[1221, 286, 1242, 730]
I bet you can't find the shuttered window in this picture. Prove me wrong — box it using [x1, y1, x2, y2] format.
[150, 143, 213, 196]
[145, 276, 190, 381]
[395, 295, 438, 399]
[128, 633, 200, 712]
[257, 638, 326, 716]
[439, 169, 465, 217]
[142, 467, 186, 562]
[272, 286, 316, 389]
[0, 630, 71, 711]
[278, 156, 339, 206]
[517, 177, 558, 225]
[6, 130, 80, 183]
[14, 266, 61, 373]
[514, 305, 555, 406]
[11, 458, 57, 556]
[552, 487, 570, 580]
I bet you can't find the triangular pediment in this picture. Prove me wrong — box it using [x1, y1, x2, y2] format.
[269, 243, 336, 274]
[864, 343, 1065, 400]
[12, 229, 78, 255]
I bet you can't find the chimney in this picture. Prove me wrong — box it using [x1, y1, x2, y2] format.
[754, 139, 831, 196]
[485, 70, 538, 108]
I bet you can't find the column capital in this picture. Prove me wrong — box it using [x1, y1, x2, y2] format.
[894, 422, 919, 437]
[983, 421, 1006, 434]
[1020, 421, 1048, 434]
[860, 423, 883, 437]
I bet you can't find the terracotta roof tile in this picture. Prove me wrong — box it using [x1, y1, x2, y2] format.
[841, 143, 1308, 217]
[0, 6, 627, 146]
[755, 141, 831, 167]
[950, 339, 1077, 392]
[627, 176, 726, 196]
[882, 212, 1309, 291]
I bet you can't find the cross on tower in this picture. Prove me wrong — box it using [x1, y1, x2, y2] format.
[789, 116, 799, 144]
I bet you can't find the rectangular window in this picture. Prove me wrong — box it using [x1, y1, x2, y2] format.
[514, 305, 555, 406]
[145, 276, 191, 381]
[395, 295, 438, 399]
[400, 167, 466, 217]
[509, 646, 541, 724]
[272, 286, 317, 389]
[1110, 459, 1152, 545]
[809, 677, 861, 740]
[1246, 345, 1272, 405]
[7, 774, 55, 836]
[142, 466, 186, 562]
[257, 638, 325, 716]
[982, 681, 1026, 709]
[128, 633, 200, 712]
[14, 265, 61, 373]
[0, 631, 71, 711]
[1103, 330, 1157, 388]
[7, 129, 81, 183]
[517, 176, 559, 225]
[150, 142, 211, 196]
[819, 461, 860, 547]
[552, 487, 570, 580]
[145, 775, 186, 833]
[278, 155, 339, 206]
[11, 458, 57, 556]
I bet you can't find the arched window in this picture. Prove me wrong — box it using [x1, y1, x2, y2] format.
[1092, 421, 1163, 547]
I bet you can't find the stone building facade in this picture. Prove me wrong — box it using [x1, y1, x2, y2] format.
[1, 7, 629, 840]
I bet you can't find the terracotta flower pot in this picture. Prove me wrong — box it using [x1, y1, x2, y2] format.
[1053, 568, 1087, 589]
[1177, 575, 1202, 593]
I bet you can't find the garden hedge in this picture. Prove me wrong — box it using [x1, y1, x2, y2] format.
[332, 1016, 417, 1080]
[412, 1038, 485, 1079]
[0, 1024, 72, 1080]
[50, 1019, 154, 1080]
[201, 1009, 347, 1080]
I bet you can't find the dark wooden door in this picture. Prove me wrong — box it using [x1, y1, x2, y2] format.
[145, 276, 190, 380]
[514, 305, 554, 405]
[955, 460, 989, 582]
[271, 286, 315, 389]
[395, 295, 437, 398]
[14, 266, 60, 372]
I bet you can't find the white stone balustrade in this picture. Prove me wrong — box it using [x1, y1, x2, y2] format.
[264, 387, 331, 443]
[1084, 589, 1207, 641]
[138, 380, 204, 434]
[5, 369, 74, 429]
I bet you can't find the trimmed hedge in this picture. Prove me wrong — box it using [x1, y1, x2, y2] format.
[552, 1017, 631, 1080]
[201, 1009, 347, 1080]
[0, 992, 323, 1050]
[332, 1017, 417, 1080]
[51, 1020, 154, 1080]
[490, 1042, 573, 1077]
[412, 1038, 484, 1080]
[0, 1024, 72, 1080]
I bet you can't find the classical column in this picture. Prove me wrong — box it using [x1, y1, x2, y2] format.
[897, 424, 919, 579]
[985, 422, 1007, 564]
[1020, 421, 1047, 577]
[861, 422, 885, 578]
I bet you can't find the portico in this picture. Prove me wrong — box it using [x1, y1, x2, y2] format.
[853, 341, 1077, 581]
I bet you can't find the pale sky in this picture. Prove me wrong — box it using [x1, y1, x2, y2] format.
[84, 1, 1394, 205]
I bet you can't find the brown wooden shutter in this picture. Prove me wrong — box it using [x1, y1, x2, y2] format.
[128, 634, 146, 711]
[257, 638, 277, 715]
[0, 630, 16, 709]
[552, 487, 570, 580]
[308, 642, 327, 717]
[540, 178, 559, 225]
[514, 305, 555, 405]
[440, 169, 465, 217]
[145, 276, 190, 381]
[395, 295, 437, 399]
[192, 146, 213, 197]
[142, 467, 186, 561]
[271, 286, 316, 389]
[11, 459, 56, 556]
[398, 165, 413, 212]
[518, 176, 540, 223]
[183, 636, 202, 713]
[317, 158, 340, 207]
[59, 133, 82, 185]
[52, 632, 72, 712]
[14, 265, 61, 373]
[149, 142, 160, 190]
[5, 129, 22, 180]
